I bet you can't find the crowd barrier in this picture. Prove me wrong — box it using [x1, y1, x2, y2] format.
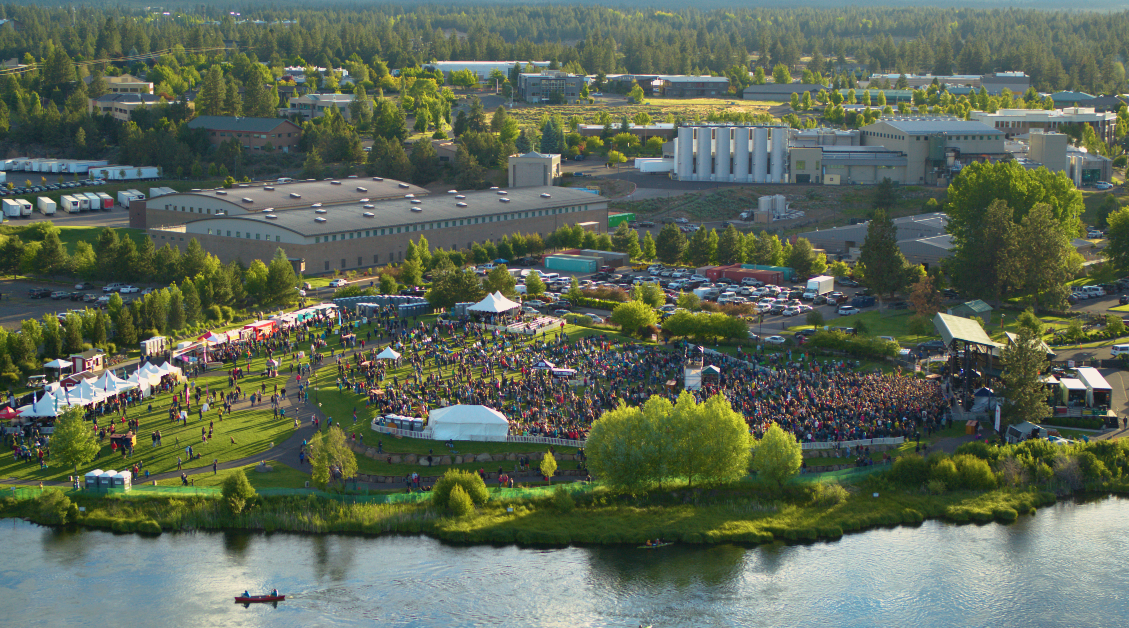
[800, 437, 904, 450]
[372, 424, 585, 447]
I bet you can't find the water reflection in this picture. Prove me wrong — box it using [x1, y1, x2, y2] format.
[222, 530, 251, 560]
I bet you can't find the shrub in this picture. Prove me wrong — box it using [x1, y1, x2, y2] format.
[553, 486, 576, 512]
[221, 306, 236, 321]
[36, 489, 72, 525]
[809, 482, 849, 507]
[954, 441, 994, 461]
[221, 469, 257, 514]
[953, 454, 997, 491]
[930, 457, 960, 488]
[433, 470, 489, 511]
[926, 479, 947, 494]
[448, 485, 475, 517]
[205, 305, 223, 321]
[805, 330, 898, 360]
[889, 455, 929, 486]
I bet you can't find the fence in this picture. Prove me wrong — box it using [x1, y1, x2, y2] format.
[800, 437, 904, 451]
[372, 425, 586, 448]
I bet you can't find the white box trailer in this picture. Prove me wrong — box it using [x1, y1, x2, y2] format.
[36, 197, 56, 215]
[1074, 367, 1113, 408]
[59, 195, 80, 213]
[635, 158, 675, 173]
[74, 194, 90, 211]
[2, 198, 20, 218]
[0, 158, 21, 171]
[73, 160, 109, 174]
[82, 192, 103, 210]
[149, 186, 177, 198]
[96, 192, 114, 210]
[0, 172, 6, 183]
[15, 198, 31, 217]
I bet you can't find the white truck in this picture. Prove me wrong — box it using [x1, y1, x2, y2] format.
[36, 197, 56, 215]
[803, 275, 835, 300]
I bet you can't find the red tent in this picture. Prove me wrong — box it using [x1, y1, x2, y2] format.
[0, 406, 23, 421]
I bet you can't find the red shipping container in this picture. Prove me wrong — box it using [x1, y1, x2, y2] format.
[719, 268, 784, 285]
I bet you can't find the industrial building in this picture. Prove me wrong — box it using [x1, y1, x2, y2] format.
[143, 181, 607, 274]
[652, 75, 730, 98]
[670, 124, 791, 183]
[508, 152, 561, 188]
[424, 61, 550, 81]
[185, 116, 302, 152]
[1010, 131, 1113, 186]
[577, 123, 676, 141]
[858, 118, 1006, 185]
[742, 82, 827, 101]
[798, 213, 953, 269]
[863, 72, 1030, 95]
[970, 107, 1118, 144]
[517, 70, 587, 104]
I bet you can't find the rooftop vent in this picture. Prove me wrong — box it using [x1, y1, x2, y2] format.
[447, 190, 458, 194]
[410, 199, 422, 204]
[264, 186, 275, 191]
[398, 182, 409, 188]
[314, 217, 326, 223]
[238, 184, 250, 188]
[330, 181, 342, 185]
[490, 186, 499, 190]
[216, 190, 227, 195]
[241, 197, 253, 203]
[500, 198, 511, 203]
[312, 203, 323, 208]
[363, 212, 375, 217]
[356, 187, 367, 192]
[373, 177, 384, 182]
[456, 202, 467, 207]
[363, 204, 374, 209]
[497, 190, 508, 195]
[360, 198, 370, 202]
[404, 193, 415, 198]
[410, 206, 423, 212]
[261, 208, 274, 213]
[265, 214, 278, 220]
[315, 208, 327, 214]
[455, 195, 466, 199]
[347, 175, 358, 179]
[290, 193, 301, 199]
[540, 193, 551, 198]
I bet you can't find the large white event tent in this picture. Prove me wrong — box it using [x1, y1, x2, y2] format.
[376, 347, 401, 361]
[467, 291, 521, 314]
[427, 405, 510, 442]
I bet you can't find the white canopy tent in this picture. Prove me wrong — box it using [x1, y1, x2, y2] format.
[468, 291, 521, 314]
[376, 347, 401, 361]
[428, 405, 510, 442]
[44, 358, 73, 370]
[19, 390, 71, 417]
[202, 332, 228, 345]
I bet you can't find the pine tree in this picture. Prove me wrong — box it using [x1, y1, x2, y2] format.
[642, 231, 657, 260]
[859, 209, 911, 301]
[115, 307, 138, 348]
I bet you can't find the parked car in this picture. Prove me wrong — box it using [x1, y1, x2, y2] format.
[102, 283, 122, 293]
[50, 290, 69, 300]
[69, 292, 85, 301]
[1120, 294, 1129, 305]
[553, 309, 571, 316]
[837, 305, 860, 316]
[330, 278, 348, 288]
[118, 285, 139, 294]
[795, 328, 818, 337]
[917, 340, 948, 354]
[764, 335, 787, 345]
[782, 307, 800, 317]
[1095, 181, 1114, 190]
[887, 300, 908, 310]
[74, 282, 94, 290]
[28, 288, 51, 299]
[836, 276, 859, 287]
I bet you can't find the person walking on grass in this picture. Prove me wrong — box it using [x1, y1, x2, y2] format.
[212, 459, 218, 475]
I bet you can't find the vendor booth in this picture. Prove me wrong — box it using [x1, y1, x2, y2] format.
[428, 405, 510, 442]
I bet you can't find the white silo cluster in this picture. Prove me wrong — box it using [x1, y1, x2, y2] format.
[673, 124, 790, 183]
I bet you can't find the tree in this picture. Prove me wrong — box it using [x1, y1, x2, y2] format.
[716, 225, 746, 265]
[266, 248, 298, 307]
[115, 307, 137, 347]
[484, 265, 517, 297]
[806, 309, 825, 328]
[433, 469, 489, 510]
[1104, 204, 1129, 271]
[35, 230, 68, 277]
[1010, 203, 1081, 310]
[167, 291, 185, 331]
[301, 148, 324, 180]
[909, 275, 943, 317]
[409, 140, 440, 185]
[400, 258, 423, 287]
[453, 144, 485, 190]
[611, 222, 640, 256]
[655, 223, 687, 265]
[585, 397, 675, 490]
[751, 422, 803, 489]
[221, 468, 257, 514]
[427, 261, 484, 309]
[567, 276, 584, 303]
[632, 282, 665, 308]
[672, 392, 753, 488]
[524, 271, 546, 297]
[1000, 326, 1050, 430]
[606, 150, 627, 169]
[859, 209, 911, 301]
[308, 426, 358, 490]
[749, 231, 784, 266]
[641, 231, 657, 260]
[950, 199, 1017, 306]
[182, 278, 202, 324]
[946, 161, 1084, 251]
[379, 272, 397, 295]
[787, 237, 822, 279]
[677, 291, 701, 311]
[51, 407, 99, 471]
[686, 227, 717, 266]
[772, 64, 792, 85]
[611, 300, 658, 337]
[872, 177, 899, 211]
[540, 450, 558, 484]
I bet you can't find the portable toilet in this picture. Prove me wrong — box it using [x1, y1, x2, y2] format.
[84, 469, 104, 489]
[111, 471, 132, 491]
[98, 470, 117, 489]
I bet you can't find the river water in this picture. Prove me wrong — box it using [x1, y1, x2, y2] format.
[2, 498, 1128, 628]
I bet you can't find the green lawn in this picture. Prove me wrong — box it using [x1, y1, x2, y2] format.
[154, 458, 310, 489]
[3, 352, 300, 483]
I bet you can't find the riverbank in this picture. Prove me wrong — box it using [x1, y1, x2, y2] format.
[0, 476, 1086, 547]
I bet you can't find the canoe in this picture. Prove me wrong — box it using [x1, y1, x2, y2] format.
[235, 595, 285, 603]
[638, 543, 674, 549]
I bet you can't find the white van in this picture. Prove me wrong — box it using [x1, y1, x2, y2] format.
[1081, 286, 1105, 298]
[1112, 344, 1129, 357]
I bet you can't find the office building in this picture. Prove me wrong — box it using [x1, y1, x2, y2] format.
[517, 70, 586, 104]
[971, 107, 1118, 144]
[652, 75, 729, 98]
[186, 116, 302, 152]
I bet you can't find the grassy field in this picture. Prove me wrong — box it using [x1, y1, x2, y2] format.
[792, 307, 1075, 347]
[2, 352, 302, 483]
[153, 459, 310, 489]
[506, 97, 776, 129]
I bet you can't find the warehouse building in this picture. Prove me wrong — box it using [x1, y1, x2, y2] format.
[653, 75, 729, 98]
[671, 124, 791, 183]
[742, 82, 827, 101]
[145, 185, 607, 273]
[789, 145, 909, 185]
[971, 107, 1118, 144]
[798, 213, 949, 256]
[859, 118, 1006, 185]
[424, 61, 550, 81]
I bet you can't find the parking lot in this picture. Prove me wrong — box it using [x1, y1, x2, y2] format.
[0, 279, 154, 331]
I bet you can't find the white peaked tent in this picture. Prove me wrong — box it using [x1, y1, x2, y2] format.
[44, 358, 73, 369]
[69, 378, 104, 404]
[94, 370, 134, 393]
[202, 332, 228, 344]
[468, 291, 521, 314]
[376, 347, 401, 360]
[428, 405, 510, 442]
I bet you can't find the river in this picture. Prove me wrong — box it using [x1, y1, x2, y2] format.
[2, 498, 1128, 627]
